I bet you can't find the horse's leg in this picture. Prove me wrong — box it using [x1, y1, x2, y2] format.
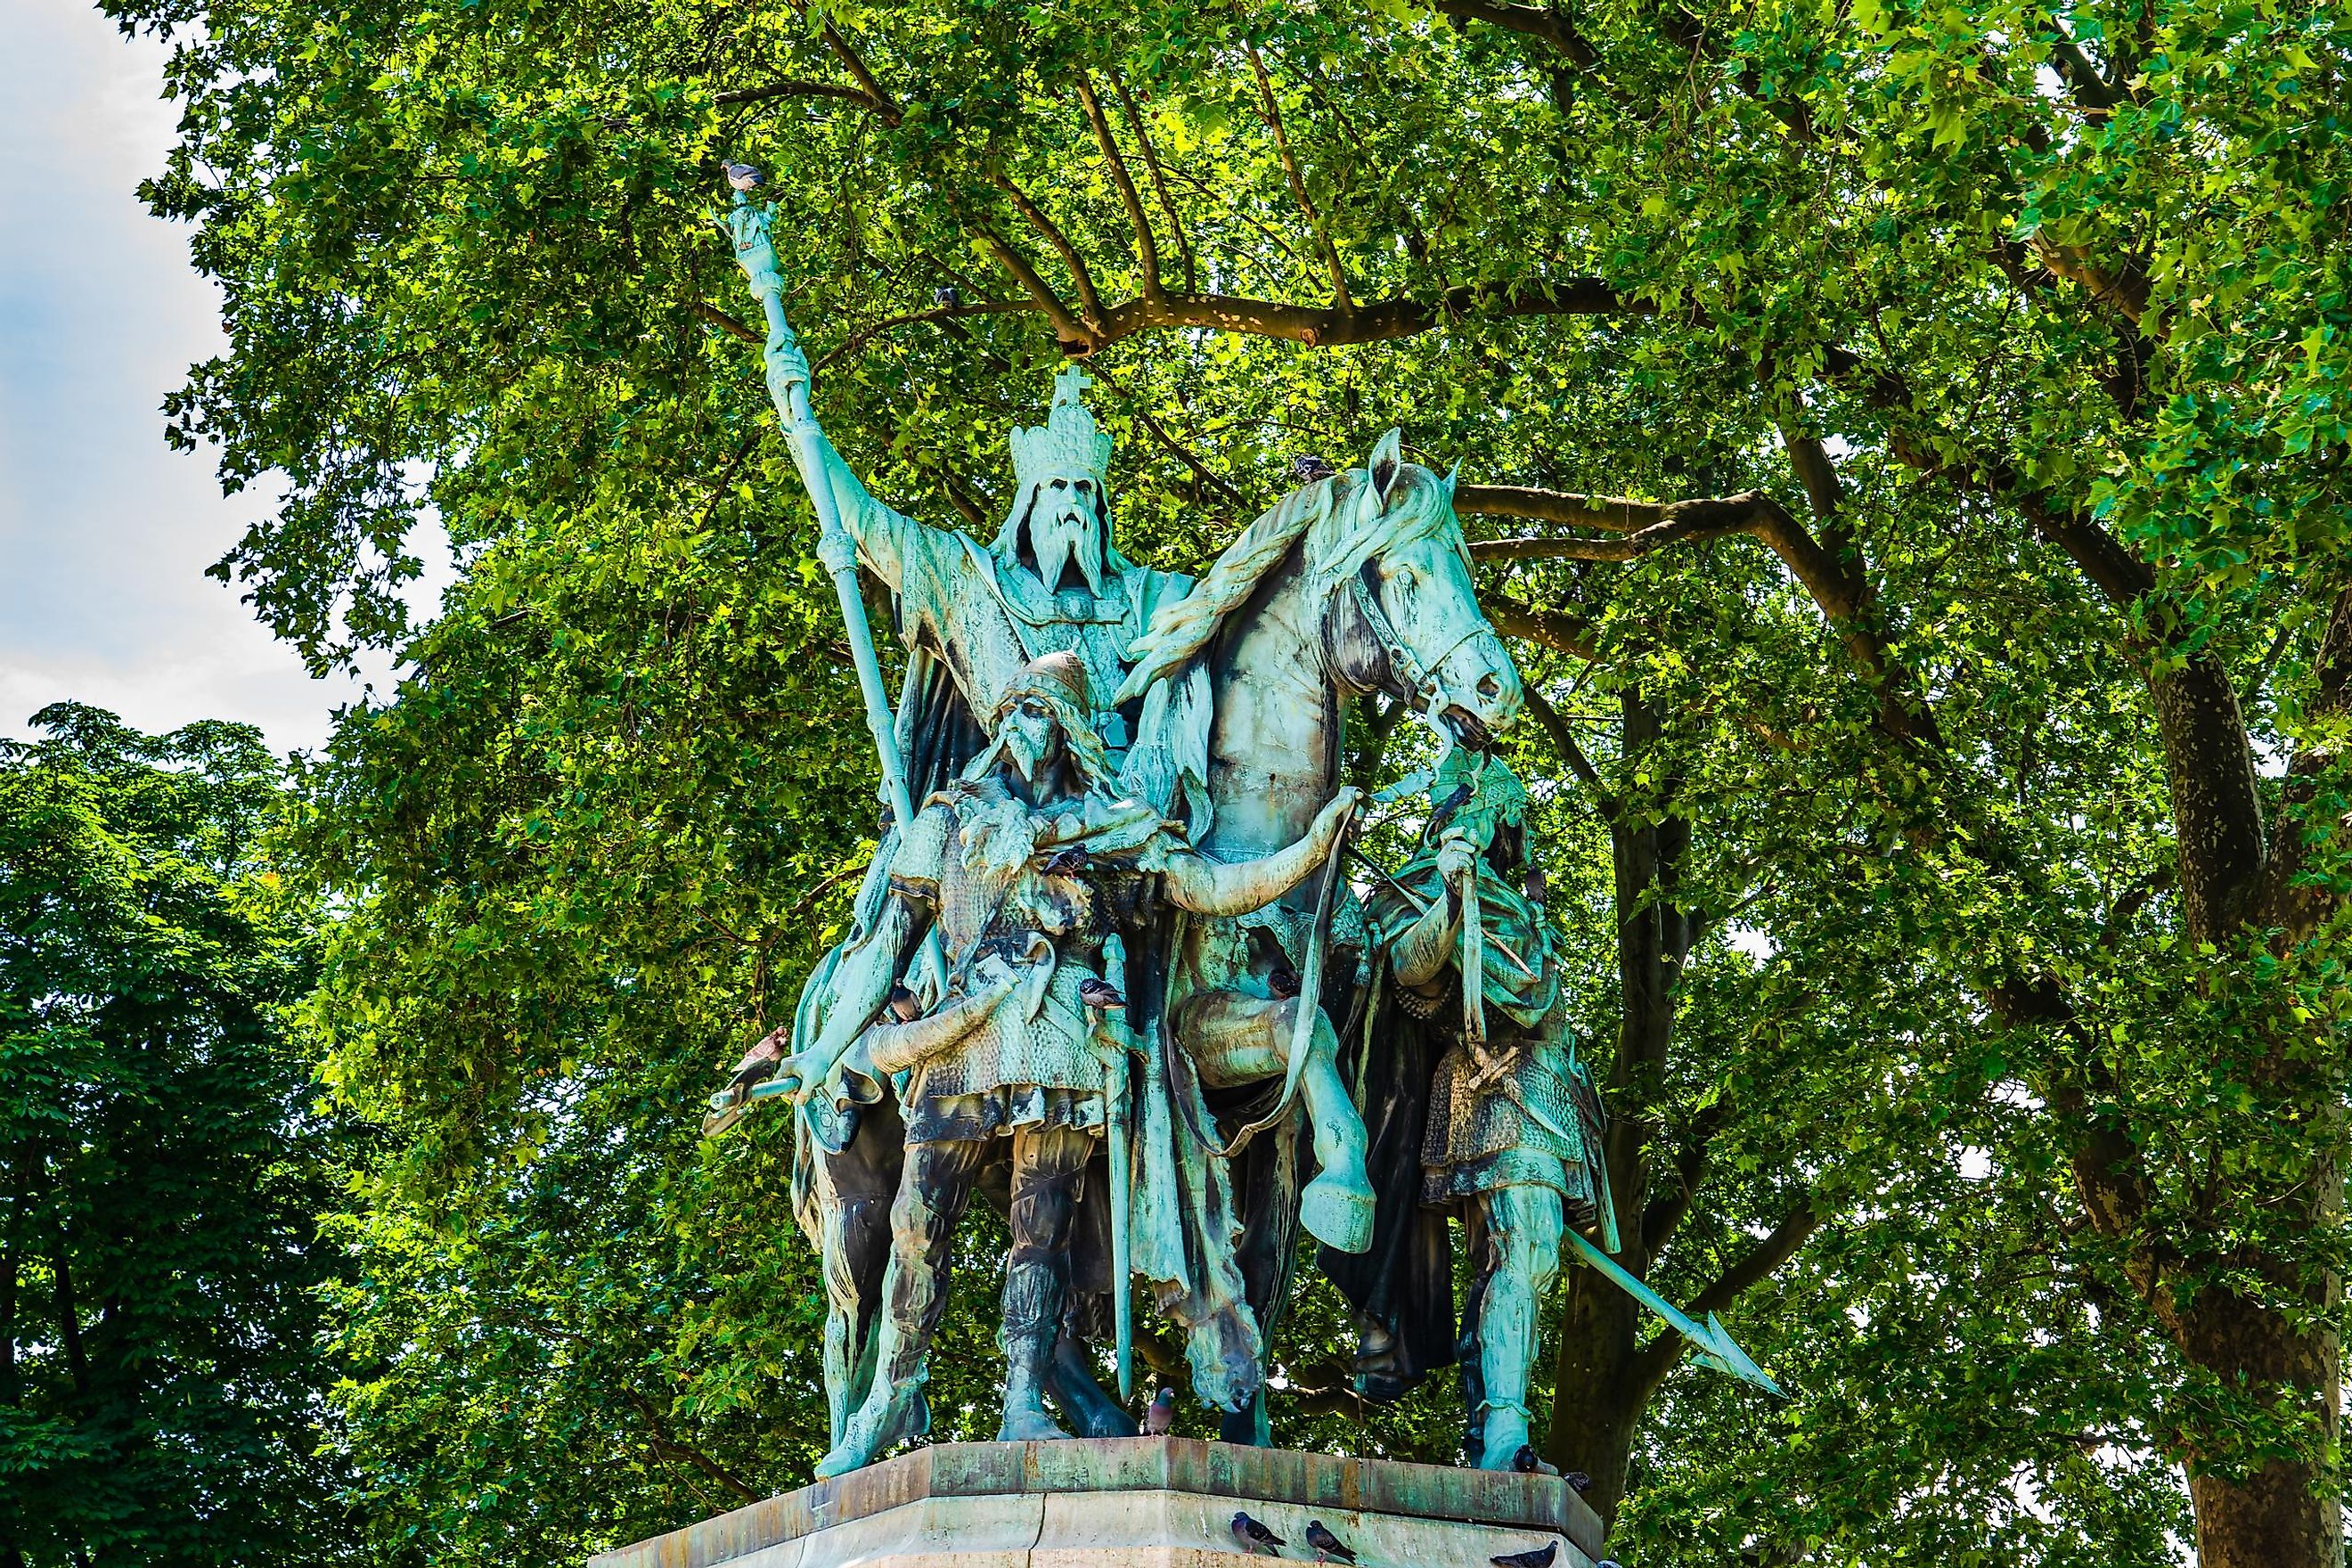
[1048, 1320, 1140, 1437]
[1174, 989, 1374, 1254]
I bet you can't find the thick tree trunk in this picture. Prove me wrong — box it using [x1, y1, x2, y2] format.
[2177, 1288, 2341, 1568]
[1540, 691, 1689, 1524]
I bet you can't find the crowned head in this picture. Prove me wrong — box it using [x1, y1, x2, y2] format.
[997, 368, 1120, 596]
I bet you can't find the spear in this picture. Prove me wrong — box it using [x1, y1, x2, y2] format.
[722, 173, 943, 993]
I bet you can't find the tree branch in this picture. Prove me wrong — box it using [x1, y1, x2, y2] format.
[1431, 0, 1602, 69]
[715, 79, 878, 108]
[1457, 485, 1668, 532]
[991, 176, 1107, 336]
[1112, 71, 1198, 296]
[1247, 45, 1352, 314]
[1087, 360, 1250, 516]
[1074, 69, 1163, 302]
[1484, 591, 1597, 658]
[693, 300, 763, 344]
[1522, 681, 1619, 816]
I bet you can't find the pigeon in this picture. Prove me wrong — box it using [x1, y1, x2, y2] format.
[1489, 1544, 1558, 1568]
[934, 284, 961, 308]
[1304, 1520, 1357, 1564]
[1561, 1471, 1592, 1496]
[701, 1025, 788, 1133]
[1293, 453, 1337, 484]
[1511, 1444, 1559, 1476]
[1141, 1387, 1175, 1435]
[1267, 966, 1303, 1000]
[1041, 845, 1090, 877]
[1231, 1512, 1285, 1556]
[723, 161, 767, 192]
[886, 983, 924, 1023]
[1079, 977, 1127, 1014]
[1522, 865, 1549, 907]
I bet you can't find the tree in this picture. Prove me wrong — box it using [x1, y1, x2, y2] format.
[0, 705, 350, 1566]
[108, 0, 2350, 1562]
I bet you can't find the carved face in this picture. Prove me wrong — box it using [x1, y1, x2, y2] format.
[997, 695, 1066, 782]
[1025, 476, 1108, 595]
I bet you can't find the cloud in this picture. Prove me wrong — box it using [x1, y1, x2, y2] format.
[0, 0, 442, 755]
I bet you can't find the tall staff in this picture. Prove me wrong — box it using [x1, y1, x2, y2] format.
[722, 172, 942, 993]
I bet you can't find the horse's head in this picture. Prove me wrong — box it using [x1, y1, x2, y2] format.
[1318, 429, 1523, 747]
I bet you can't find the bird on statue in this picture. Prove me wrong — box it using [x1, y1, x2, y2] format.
[701, 1025, 788, 1133]
[1561, 1472, 1593, 1496]
[1230, 1512, 1285, 1556]
[1293, 453, 1336, 484]
[1489, 1542, 1558, 1568]
[1266, 966, 1303, 1001]
[1141, 1387, 1175, 1435]
[1511, 1444, 1559, 1476]
[723, 161, 766, 192]
[886, 983, 924, 1024]
[1079, 977, 1127, 1014]
[1303, 1520, 1357, 1564]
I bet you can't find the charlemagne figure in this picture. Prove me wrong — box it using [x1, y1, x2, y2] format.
[776, 653, 1359, 1477]
[1350, 751, 1610, 1470]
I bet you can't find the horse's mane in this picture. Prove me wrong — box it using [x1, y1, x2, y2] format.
[1114, 458, 1466, 706]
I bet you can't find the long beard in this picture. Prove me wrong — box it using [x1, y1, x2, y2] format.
[1029, 502, 1106, 596]
[1000, 725, 1049, 783]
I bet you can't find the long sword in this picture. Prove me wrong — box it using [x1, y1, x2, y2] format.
[724, 183, 942, 993]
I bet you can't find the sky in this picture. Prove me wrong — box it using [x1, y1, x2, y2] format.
[0, 0, 443, 757]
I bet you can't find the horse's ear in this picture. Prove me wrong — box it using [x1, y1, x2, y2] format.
[1368, 428, 1404, 505]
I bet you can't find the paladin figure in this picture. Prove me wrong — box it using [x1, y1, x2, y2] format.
[1358, 751, 1610, 1470]
[773, 653, 1358, 1478]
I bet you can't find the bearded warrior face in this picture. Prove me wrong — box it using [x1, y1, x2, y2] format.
[1021, 475, 1108, 596]
[996, 693, 1066, 783]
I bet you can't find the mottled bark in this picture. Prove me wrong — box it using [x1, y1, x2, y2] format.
[1540, 690, 1691, 1523]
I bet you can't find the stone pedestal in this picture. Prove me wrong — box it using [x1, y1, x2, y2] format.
[588, 1437, 1606, 1568]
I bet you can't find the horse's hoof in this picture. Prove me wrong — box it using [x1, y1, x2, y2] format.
[1300, 1172, 1375, 1254]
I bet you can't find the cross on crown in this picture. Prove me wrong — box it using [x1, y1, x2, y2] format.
[1010, 367, 1115, 493]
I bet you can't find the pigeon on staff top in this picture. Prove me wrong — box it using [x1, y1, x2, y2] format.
[1561, 1472, 1592, 1496]
[1511, 1443, 1559, 1476]
[1230, 1512, 1285, 1555]
[886, 983, 924, 1023]
[723, 161, 766, 192]
[1489, 1543, 1559, 1568]
[1141, 1387, 1176, 1435]
[1303, 1520, 1357, 1564]
[1079, 977, 1127, 1013]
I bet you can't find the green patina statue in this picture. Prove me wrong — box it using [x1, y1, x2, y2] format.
[707, 172, 1780, 1478]
[773, 651, 1358, 1476]
[1363, 752, 1611, 1470]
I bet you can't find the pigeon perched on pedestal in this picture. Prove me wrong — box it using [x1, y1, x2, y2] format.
[1139, 1387, 1175, 1435]
[1231, 1512, 1285, 1556]
[1561, 1472, 1593, 1496]
[723, 161, 766, 192]
[1079, 977, 1127, 1014]
[1489, 1543, 1558, 1568]
[1304, 1520, 1357, 1564]
[1511, 1444, 1559, 1476]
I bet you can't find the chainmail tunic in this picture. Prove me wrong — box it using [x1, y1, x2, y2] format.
[887, 774, 1169, 1141]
